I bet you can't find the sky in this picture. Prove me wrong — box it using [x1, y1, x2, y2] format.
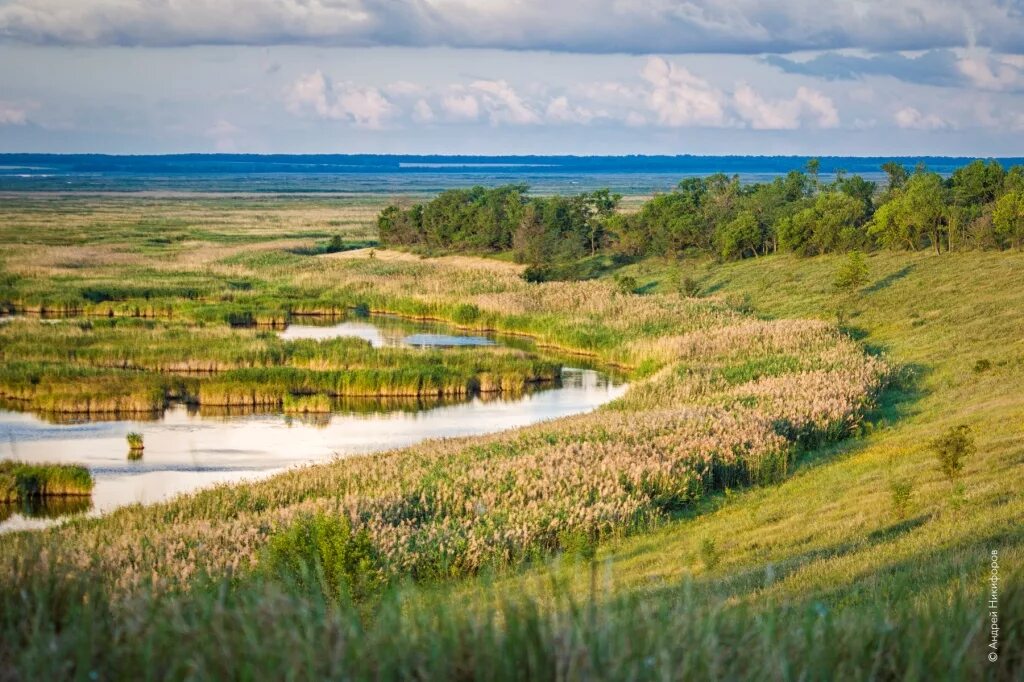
[0, 0, 1023, 156]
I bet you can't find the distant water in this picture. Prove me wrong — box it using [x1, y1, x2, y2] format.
[1, 154, 1018, 195]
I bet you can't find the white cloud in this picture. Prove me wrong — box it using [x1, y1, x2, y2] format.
[0, 102, 29, 125]
[894, 106, 949, 130]
[641, 57, 728, 127]
[732, 84, 839, 129]
[285, 70, 394, 128]
[412, 98, 434, 123]
[441, 92, 480, 121]
[469, 80, 540, 125]
[545, 96, 594, 124]
[957, 53, 1024, 91]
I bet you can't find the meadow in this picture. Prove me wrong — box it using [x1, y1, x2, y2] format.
[0, 195, 1020, 679]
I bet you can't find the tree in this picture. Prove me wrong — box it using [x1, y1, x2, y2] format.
[779, 192, 866, 255]
[582, 188, 622, 255]
[881, 161, 909, 196]
[870, 171, 948, 253]
[950, 159, 1004, 208]
[993, 190, 1024, 249]
[718, 210, 762, 259]
[806, 158, 821, 189]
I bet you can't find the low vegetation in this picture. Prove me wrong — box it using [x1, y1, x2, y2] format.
[0, 194, 1021, 679]
[0, 461, 93, 502]
[0, 318, 560, 415]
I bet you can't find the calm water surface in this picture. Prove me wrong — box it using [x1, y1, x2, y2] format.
[0, 317, 625, 532]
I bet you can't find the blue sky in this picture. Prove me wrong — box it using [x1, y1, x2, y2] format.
[0, 0, 1022, 155]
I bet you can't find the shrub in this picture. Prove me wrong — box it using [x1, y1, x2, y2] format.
[889, 478, 913, 519]
[700, 536, 720, 570]
[521, 264, 550, 283]
[973, 358, 991, 373]
[615, 275, 638, 294]
[352, 302, 371, 318]
[263, 512, 384, 603]
[931, 424, 976, 482]
[680, 276, 702, 297]
[833, 251, 870, 291]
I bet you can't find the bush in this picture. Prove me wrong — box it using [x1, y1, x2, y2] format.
[521, 264, 550, 283]
[833, 251, 870, 291]
[680, 276, 702, 297]
[931, 424, 976, 482]
[615, 275, 638, 294]
[263, 512, 384, 603]
[326, 235, 344, 253]
[889, 478, 913, 519]
[352, 302, 371, 318]
[700, 536, 720, 570]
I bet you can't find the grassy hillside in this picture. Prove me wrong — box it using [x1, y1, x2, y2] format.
[0, 195, 1020, 679]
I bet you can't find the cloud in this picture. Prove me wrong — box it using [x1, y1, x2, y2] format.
[894, 106, 949, 130]
[412, 98, 434, 123]
[957, 53, 1024, 91]
[469, 80, 540, 125]
[766, 48, 1024, 92]
[640, 57, 728, 127]
[0, 102, 29, 125]
[732, 83, 839, 129]
[545, 96, 594, 124]
[2, 1, 1022, 54]
[285, 70, 394, 128]
[441, 92, 480, 121]
[764, 50, 963, 87]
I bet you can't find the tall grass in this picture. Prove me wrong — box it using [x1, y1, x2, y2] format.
[0, 461, 93, 502]
[0, 320, 561, 414]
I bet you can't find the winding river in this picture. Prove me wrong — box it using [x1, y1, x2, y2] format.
[0, 316, 626, 532]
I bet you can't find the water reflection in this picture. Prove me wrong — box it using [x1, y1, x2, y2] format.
[0, 368, 626, 532]
[0, 496, 93, 532]
[279, 315, 502, 348]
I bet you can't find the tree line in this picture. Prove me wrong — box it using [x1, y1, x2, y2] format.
[377, 159, 1024, 269]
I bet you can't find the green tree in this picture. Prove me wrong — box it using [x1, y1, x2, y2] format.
[992, 190, 1024, 249]
[779, 192, 866, 255]
[718, 210, 762, 260]
[870, 171, 948, 253]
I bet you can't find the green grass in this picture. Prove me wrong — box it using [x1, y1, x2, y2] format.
[1, 196, 1021, 679]
[0, 461, 94, 502]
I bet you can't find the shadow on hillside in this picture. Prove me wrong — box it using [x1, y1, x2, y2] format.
[597, 512, 1023, 622]
[864, 265, 914, 293]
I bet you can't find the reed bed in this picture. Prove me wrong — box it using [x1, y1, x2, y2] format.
[0, 307, 886, 592]
[0, 319, 560, 414]
[0, 461, 94, 502]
